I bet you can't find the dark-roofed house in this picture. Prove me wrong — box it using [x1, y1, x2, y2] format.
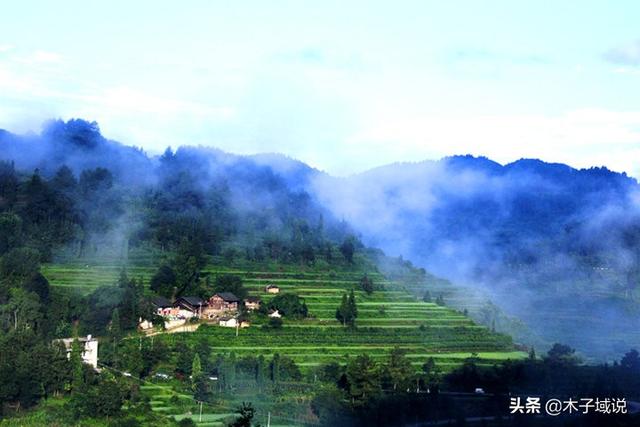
[175, 296, 205, 318]
[152, 296, 178, 317]
[205, 292, 240, 317]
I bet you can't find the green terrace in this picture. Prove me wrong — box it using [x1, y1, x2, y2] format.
[42, 262, 526, 372]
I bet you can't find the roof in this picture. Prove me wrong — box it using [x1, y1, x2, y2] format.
[266, 284, 279, 289]
[151, 296, 172, 308]
[219, 316, 235, 322]
[244, 296, 261, 303]
[176, 296, 204, 306]
[215, 292, 240, 302]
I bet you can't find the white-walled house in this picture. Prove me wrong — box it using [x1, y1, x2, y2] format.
[219, 317, 238, 327]
[268, 309, 282, 318]
[56, 335, 99, 370]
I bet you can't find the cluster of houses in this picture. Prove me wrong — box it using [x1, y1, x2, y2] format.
[147, 284, 281, 330]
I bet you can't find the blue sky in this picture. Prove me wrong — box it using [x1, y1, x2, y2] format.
[1, 1, 640, 176]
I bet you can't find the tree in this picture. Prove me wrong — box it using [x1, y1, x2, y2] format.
[0, 247, 40, 289]
[2, 288, 43, 331]
[335, 291, 357, 327]
[0, 213, 22, 256]
[271, 353, 281, 384]
[256, 355, 266, 389]
[620, 348, 640, 372]
[335, 293, 349, 326]
[422, 291, 432, 303]
[23, 272, 50, 303]
[546, 343, 579, 365]
[219, 353, 237, 391]
[340, 238, 355, 263]
[150, 264, 176, 298]
[70, 338, 85, 391]
[346, 354, 380, 404]
[192, 353, 202, 384]
[107, 308, 122, 367]
[175, 342, 193, 376]
[266, 293, 308, 319]
[194, 339, 211, 372]
[228, 402, 256, 427]
[422, 357, 435, 376]
[384, 348, 414, 391]
[359, 274, 374, 294]
[347, 289, 358, 322]
[214, 274, 247, 300]
[262, 316, 283, 330]
[193, 374, 211, 402]
[119, 341, 144, 377]
[173, 239, 206, 296]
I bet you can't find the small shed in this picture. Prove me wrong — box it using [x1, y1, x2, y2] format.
[268, 309, 282, 318]
[219, 317, 238, 328]
[244, 296, 261, 311]
[265, 284, 280, 294]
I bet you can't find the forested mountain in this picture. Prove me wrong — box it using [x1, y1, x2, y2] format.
[310, 156, 640, 359]
[2, 119, 640, 360]
[0, 119, 351, 265]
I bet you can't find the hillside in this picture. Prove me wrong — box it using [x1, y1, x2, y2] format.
[2, 119, 639, 361]
[309, 155, 640, 360]
[41, 260, 520, 371]
[40, 258, 522, 426]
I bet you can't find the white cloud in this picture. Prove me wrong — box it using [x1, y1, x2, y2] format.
[604, 39, 640, 66]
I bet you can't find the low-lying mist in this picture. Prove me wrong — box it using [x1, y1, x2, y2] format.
[310, 156, 640, 360]
[2, 119, 638, 360]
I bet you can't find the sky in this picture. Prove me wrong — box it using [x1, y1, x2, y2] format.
[1, 1, 640, 176]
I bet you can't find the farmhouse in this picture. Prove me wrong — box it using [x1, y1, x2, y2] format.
[268, 309, 282, 318]
[206, 292, 240, 313]
[56, 335, 99, 370]
[175, 296, 205, 318]
[219, 317, 238, 328]
[151, 296, 178, 317]
[138, 317, 153, 330]
[244, 296, 261, 311]
[265, 284, 280, 294]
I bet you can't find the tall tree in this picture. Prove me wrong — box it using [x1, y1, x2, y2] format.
[385, 347, 414, 391]
[346, 354, 380, 404]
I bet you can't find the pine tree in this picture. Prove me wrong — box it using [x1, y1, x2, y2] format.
[348, 289, 358, 323]
[109, 309, 122, 367]
[360, 274, 374, 294]
[336, 293, 349, 326]
[422, 291, 432, 303]
[70, 338, 84, 392]
[256, 355, 266, 389]
[192, 353, 202, 383]
[271, 353, 281, 384]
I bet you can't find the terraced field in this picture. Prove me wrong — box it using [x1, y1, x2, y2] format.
[42, 262, 526, 372]
[140, 384, 235, 426]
